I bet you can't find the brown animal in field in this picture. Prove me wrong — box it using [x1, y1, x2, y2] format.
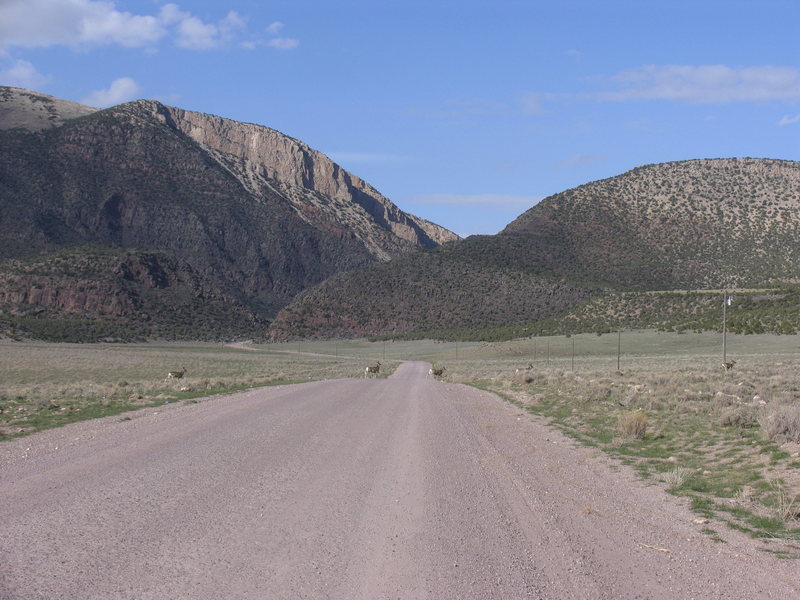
[165, 367, 187, 382]
[722, 360, 736, 371]
[515, 363, 534, 373]
[429, 366, 446, 379]
[364, 362, 381, 378]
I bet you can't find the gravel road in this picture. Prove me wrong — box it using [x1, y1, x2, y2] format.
[1, 361, 798, 599]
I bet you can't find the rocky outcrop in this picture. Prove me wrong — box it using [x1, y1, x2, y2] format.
[0, 250, 265, 341]
[0, 87, 459, 340]
[123, 100, 458, 260]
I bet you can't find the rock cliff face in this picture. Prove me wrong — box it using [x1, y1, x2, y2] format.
[135, 101, 456, 258]
[0, 87, 457, 341]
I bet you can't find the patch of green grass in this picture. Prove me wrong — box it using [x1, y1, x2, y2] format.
[701, 527, 726, 543]
[467, 345, 800, 546]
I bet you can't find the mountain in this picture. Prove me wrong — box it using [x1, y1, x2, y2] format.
[0, 87, 457, 341]
[269, 158, 800, 340]
[0, 87, 96, 131]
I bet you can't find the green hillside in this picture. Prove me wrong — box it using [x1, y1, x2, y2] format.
[270, 159, 800, 340]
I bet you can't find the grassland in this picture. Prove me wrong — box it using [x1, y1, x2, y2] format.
[428, 331, 800, 551]
[2, 331, 798, 548]
[0, 340, 399, 439]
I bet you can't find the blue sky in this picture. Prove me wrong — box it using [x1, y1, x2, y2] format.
[1, 0, 798, 237]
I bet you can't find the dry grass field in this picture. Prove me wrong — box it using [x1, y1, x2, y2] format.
[0, 340, 399, 438]
[2, 331, 798, 548]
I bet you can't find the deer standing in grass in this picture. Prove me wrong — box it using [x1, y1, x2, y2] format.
[429, 366, 446, 379]
[165, 367, 187, 382]
[364, 362, 381, 378]
[722, 360, 736, 371]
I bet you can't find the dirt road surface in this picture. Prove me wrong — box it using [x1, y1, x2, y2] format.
[1, 362, 798, 599]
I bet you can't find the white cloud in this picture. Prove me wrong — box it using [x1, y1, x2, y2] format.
[259, 21, 298, 50]
[0, 0, 166, 49]
[778, 114, 800, 126]
[596, 65, 800, 103]
[265, 37, 299, 50]
[81, 76, 140, 107]
[175, 15, 219, 49]
[221, 12, 246, 38]
[266, 21, 285, 35]
[0, 59, 49, 88]
[409, 194, 543, 209]
[157, 4, 186, 26]
[0, 1, 264, 52]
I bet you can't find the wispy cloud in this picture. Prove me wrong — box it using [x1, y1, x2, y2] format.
[266, 21, 284, 36]
[778, 114, 800, 126]
[408, 194, 542, 209]
[242, 21, 299, 51]
[242, 21, 300, 50]
[0, 59, 49, 88]
[594, 65, 800, 104]
[520, 92, 551, 115]
[81, 77, 140, 107]
[265, 37, 299, 50]
[554, 154, 604, 168]
[0, 1, 291, 52]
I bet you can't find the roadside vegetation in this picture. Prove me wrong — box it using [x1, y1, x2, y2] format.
[437, 332, 800, 552]
[3, 331, 798, 551]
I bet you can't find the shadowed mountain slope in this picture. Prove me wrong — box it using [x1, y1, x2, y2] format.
[269, 158, 800, 340]
[0, 87, 457, 341]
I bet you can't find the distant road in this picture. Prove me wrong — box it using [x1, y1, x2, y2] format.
[1, 362, 797, 599]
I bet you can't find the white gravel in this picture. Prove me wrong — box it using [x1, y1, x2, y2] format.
[1, 361, 798, 599]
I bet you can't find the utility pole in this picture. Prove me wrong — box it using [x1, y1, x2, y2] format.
[617, 330, 621, 372]
[571, 337, 575, 371]
[722, 292, 732, 363]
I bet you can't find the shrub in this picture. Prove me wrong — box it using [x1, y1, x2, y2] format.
[719, 405, 759, 428]
[662, 466, 692, 489]
[759, 404, 800, 443]
[617, 410, 648, 440]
